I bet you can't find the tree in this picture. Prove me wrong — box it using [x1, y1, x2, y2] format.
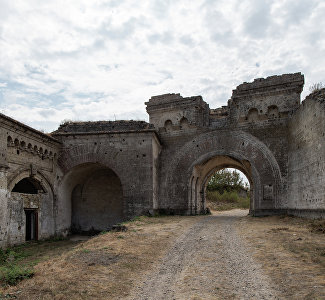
[207, 169, 246, 193]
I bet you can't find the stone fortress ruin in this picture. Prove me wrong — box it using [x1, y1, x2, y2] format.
[1, 72, 324, 248]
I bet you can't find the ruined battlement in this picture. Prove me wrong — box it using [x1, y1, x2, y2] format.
[304, 88, 325, 103]
[146, 94, 209, 129]
[53, 120, 154, 135]
[209, 106, 229, 118]
[232, 72, 304, 98]
[227, 73, 305, 125]
[146, 93, 207, 112]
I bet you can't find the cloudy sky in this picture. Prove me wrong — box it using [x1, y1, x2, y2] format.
[0, 0, 324, 132]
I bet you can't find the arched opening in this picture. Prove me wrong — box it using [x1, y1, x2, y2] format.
[247, 108, 259, 122]
[188, 155, 254, 215]
[11, 177, 45, 241]
[60, 163, 124, 234]
[180, 117, 189, 129]
[7, 136, 13, 146]
[164, 120, 173, 132]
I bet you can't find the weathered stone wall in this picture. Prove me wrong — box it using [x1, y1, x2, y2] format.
[145, 73, 304, 216]
[1, 72, 325, 248]
[6, 192, 54, 244]
[0, 127, 9, 248]
[287, 89, 325, 218]
[0, 113, 61, 247]
[52, 124, 161, 235]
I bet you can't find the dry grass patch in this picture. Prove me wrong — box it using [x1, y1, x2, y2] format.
[0, 215, 197, 300]
[238, 215, 325, 300]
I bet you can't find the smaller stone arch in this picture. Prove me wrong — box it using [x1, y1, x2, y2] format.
[27, 143, 33, 151]
[7, 136, 13, 146]
[14, 138, 19, 147]
[180, 117, 189, 129]
[188, 156, 254, 214]
[20, 141, 26, 149]
[164, 120, 173, 131]
[247, 108, 259, 122]
[8, 168, 53, 196]
[7, 169, 55, 242]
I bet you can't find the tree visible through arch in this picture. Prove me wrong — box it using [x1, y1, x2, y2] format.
[206, 168, 250, 211]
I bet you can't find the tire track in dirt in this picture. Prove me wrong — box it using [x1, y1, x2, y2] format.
[128, 210, 281, 300]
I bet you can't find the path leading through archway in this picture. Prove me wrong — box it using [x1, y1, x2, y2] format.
[127, 210, 279, 300]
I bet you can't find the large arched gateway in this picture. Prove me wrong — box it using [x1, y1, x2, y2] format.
[163, 130, 282, 216]
[1, 72, 325, 248]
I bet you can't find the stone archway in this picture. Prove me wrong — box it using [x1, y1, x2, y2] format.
[7, 170, 55, 243]
[58, 163, 124, 234]
[188, 155, 253, 215]
[160, 130, 283, 216]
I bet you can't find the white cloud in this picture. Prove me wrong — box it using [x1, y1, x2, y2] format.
[0, 0, 324, 131]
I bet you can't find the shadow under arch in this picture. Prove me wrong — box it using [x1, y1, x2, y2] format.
[57, 162, 124, 234]
[8, 168, 53, 196]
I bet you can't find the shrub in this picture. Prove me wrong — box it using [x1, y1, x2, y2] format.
[0, 264, 34, 286]
[206, 190, 250, 211]
[309, 82, 324, 93]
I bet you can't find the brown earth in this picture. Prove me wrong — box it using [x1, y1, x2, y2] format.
[1, 210, 324, 300]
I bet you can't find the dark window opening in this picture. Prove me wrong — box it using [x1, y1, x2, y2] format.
[12, 177, 44, 194]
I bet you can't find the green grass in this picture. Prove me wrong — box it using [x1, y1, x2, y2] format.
[0, 237, 79, 287]
[206, 190, 250, 211]
[81, 248, 91, 253]
[0, 247, 34, 286]
[0, 264, 34, 286]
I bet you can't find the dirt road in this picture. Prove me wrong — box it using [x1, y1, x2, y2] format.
[2, 209, 324, 299]
[128, 209, 279, 300]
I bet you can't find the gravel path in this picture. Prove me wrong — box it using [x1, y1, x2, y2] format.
[128, 209, 281, 300]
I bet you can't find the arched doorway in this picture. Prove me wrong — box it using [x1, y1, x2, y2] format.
[59, 163, 124, 234]
[10, 176, 46, 242]
[188, 156, 252, 214]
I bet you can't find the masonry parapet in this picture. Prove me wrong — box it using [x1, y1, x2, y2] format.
[53, 120, 154, 135]
[304, 88, 325, 103]
[228, 73, 304, 126]
[232, 72, 304, 98]
[146, 93, 209, 130]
